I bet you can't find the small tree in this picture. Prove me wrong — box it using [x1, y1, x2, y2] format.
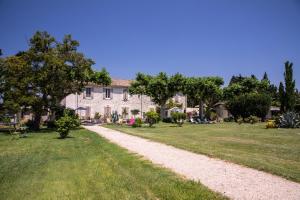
[145, 110, 160, 127]
[55, 111, 80, 139]
[171, 112, 186, 127]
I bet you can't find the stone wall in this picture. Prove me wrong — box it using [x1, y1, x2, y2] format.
[65, 86, 156, 119]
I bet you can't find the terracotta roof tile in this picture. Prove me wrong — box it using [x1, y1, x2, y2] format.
[110, 79, 132, 87]
[87, 78, 132, 87]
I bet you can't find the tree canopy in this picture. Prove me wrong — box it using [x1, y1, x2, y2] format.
[1, 31, 111, 129]
[183, 76, 223, 118]
[129, 72, 185, 118]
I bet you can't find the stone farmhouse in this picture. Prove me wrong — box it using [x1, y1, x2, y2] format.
[63, 79, 187, 120]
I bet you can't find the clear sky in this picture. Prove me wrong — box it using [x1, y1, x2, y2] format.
[1, 0, 299, 88]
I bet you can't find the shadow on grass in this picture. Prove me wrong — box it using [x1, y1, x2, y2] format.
[169, 125, 181, 127]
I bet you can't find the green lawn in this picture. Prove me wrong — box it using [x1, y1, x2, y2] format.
[104, 122, 300, 183]
[0, 128, 226, 200]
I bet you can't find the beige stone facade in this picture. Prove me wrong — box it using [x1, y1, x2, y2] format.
[64, 79, 187, 119]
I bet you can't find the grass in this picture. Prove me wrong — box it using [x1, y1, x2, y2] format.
[0, 128, 226, 200]
[104, 122, 300, 183]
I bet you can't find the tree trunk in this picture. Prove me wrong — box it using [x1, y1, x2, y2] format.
[199, 100, 204, 119]
[160, 104, 166, 119]
[32, 110, 42, 131]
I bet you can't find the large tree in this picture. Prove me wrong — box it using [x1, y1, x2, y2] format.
[1, 31, 111, 129]
[129, 72, 152, 117]
[183, 77, 223, 119]
[227, 93, 271, 120]
[278, 61, 297, 112]
[130, 72, 185, 118]
[224, 73, 273, 120]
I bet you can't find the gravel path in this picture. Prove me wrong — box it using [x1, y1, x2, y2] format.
[84, 125, 300, 200]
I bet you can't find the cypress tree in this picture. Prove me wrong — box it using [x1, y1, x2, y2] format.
[284, 61, 296, 111]
[279, 82, 285, 112]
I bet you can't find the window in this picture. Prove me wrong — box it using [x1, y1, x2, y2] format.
[86, 88, 92, 98]
[104, 88, 111, 99]
[123, 89, 128, 101]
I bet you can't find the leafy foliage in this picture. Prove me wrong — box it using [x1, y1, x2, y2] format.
[1, 31, 111, 130]
[183, 76, 223, 118]
[226, 93, 271, 120]
[244, 115, 260, 124]
[130, 72, 185, 118]
[279, 62, 296, 112]
[166, 99, 182, 109]
[132, 117, 142, 128]
[145, 110, 160, 127]
[171, 112, 186, 127]
[278, 112, 300, 128]
[224, 76, 265, 99]
[279, 82, 285, 112]
[55, 110, 80, 138]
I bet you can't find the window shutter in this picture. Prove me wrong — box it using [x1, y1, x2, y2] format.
[111, 88, 113, 99]
[103, 88, 105, 99]
[91, 88, 94, 99]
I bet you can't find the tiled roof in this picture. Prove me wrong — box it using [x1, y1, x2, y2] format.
[87, 78, 132, 87]
[110, 79, 132, 87]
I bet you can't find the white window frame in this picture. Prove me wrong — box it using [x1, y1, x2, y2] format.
[104, 88, 112, 99]
[84, 87, 93, 99]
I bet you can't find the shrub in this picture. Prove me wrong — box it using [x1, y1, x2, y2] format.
[132, 117, 142, 128]
[278, 112, 300, 128]
[162, 117, 172, 123]
[209, 111, 217, 121]
[224, 116, 234, 122]
[145, 110, 160, 127]
[266, 120, 277, 129]
[171, 112, 186, 127]
[55, 112, 80, 139]
[244, 115, 260, 124]
[227, 93, 271, 120]
[237, 117, 243, 124]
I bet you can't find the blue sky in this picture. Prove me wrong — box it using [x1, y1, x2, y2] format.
[1, 0, 299, 88]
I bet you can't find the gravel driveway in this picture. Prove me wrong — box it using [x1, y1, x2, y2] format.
[84, 125, 300, 200]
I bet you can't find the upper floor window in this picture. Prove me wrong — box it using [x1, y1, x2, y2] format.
[123, 89, 128, 101]
[85, 88, 92, 98]
[104, 88, 111, 99]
